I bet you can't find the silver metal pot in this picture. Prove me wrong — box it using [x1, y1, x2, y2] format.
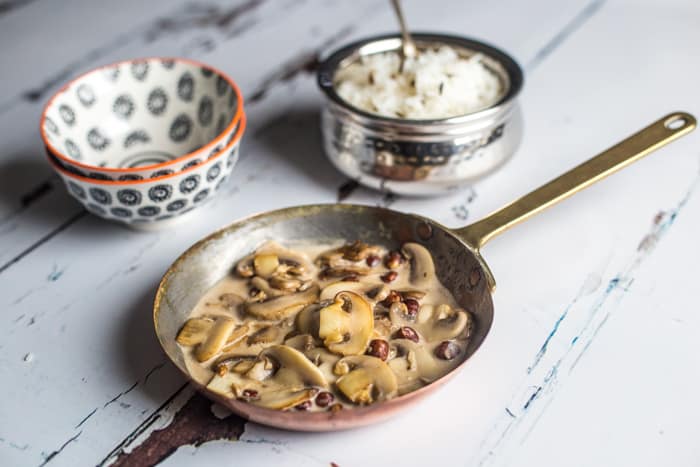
[317, 33, 524, 196]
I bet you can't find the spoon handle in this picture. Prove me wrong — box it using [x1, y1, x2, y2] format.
[390, 0, 416, 63]
[456, 112, 696, 249]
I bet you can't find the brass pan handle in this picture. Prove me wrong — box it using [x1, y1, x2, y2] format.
[457, 112, 696, 249]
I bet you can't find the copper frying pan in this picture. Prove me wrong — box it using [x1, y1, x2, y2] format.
[154, 112, 695, 431]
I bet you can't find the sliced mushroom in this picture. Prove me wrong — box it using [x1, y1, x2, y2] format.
[392, 338, 454, 382]
[249, 276, 285, 299]
[254, 253, 280, 278]
[334, 355, 398, 404]
[284, 333, 316, 353]
[221, 324, 250, 352]
[255, 388, 318, 410]
[236, 241, 313, 279]
[260, 241, 314, 273]
[245, 354, 276, 381]
[235, 252, 255, 277]
[397, 289, 427, 301]
[372, 317, 394, 339]
[176, 317, 214, 346]
[207, 370, 244, 397]
[268, 275, 303, 292]
[276, 263, 307, 277]
[318, 241, 381, 264]
[296, 302, 323, 337]
[319, 265, 372, 279]
[366, 284, 391, 302]
[219, 293, 245, 311]
[195, 317, 236, 362]
[246, 285, 319, 320]
[401, 242, 435, 289]
[388, 301, 413, 327]
[247, 325, 283, 345]
[319, 280, 379, 301]
[318, 292, 374, 356]
[211, 355, 258, 375]
[257, 345, 328, 388]
[387, 353, 424, 395]
[213, 345, 260, 361]
[207, 345, 328, 401]
[416, 304, 471, 341]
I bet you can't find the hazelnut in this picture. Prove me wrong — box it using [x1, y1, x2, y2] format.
[435, 341, 461, 360]
[395, 326, 419, 343]
[380, 290, 401, 307]
[366, 255, 380, 267]
[366, 339, 389, 361]
[385, 251, 403, 269]
[315, 391, 335, 408]
[403, 298, 420, 318]
[469, 268, 481, 287]
[381, 271, 398, 283]
[329, 403, 344, 413]
[214, 363, 228, 377]
[241, 389, 259, 400]
[294, 400, 312, 411]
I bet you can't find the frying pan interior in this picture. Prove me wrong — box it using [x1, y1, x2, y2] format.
[156, 204, 493, 386]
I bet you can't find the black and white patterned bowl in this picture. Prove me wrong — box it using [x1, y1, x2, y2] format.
[41, 57, 243, 181]
[49, 113, 246, 230]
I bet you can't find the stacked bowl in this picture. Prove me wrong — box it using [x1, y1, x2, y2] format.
[41, 57, 246, 229]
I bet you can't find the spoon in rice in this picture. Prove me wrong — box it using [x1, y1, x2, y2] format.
[390, 0, 417, 71]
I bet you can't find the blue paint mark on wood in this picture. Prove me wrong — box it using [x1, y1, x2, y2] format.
[47, 264, 64, 282]
[473, 168, 700, 466]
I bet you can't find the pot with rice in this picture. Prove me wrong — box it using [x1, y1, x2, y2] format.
[317, 33, 524, 196]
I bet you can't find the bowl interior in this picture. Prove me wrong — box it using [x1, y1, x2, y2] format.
[42, 58, 240, 169]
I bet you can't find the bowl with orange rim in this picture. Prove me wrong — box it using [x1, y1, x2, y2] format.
[40, 57, 244, 181]
[48, 113, 246, 230]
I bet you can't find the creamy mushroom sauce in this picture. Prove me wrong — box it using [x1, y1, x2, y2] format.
[177, 241, 473, 412]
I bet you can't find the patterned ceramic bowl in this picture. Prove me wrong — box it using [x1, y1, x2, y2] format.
[40, 57, 244, 181]
[48, 113, 246, 230]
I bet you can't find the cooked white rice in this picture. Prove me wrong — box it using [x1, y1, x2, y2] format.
[334, 45, 502, 119]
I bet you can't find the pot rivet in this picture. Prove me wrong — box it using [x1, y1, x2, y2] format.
[416, 221, 432, 240]
[468, 267, 481, 288]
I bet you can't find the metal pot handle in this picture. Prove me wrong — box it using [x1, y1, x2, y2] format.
[456, 112, 695, 253]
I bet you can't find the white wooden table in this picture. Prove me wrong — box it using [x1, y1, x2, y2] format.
[2, 0, 699, 465]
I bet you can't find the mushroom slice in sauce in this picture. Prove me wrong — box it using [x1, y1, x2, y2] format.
[415, 304, 472, 341]
[256, 345, 328, 388]
[334, 355, 398, 404]
[195, 317, 236, 362]
[319, 280, 380, 302]
[253, 253, 279, 278]
[319, 291, 374, 356]
[246, 285, 319, 320]
[176, 317, 215, 346]
[256, 388, 318, 410]
[207, 345, 328, 403]
[401, 242, 435, 288]
[236, 241, 314, 279]
[391, 338, 455, 383]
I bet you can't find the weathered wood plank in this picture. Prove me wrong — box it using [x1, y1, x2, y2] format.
[3, 0, 700, 466]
